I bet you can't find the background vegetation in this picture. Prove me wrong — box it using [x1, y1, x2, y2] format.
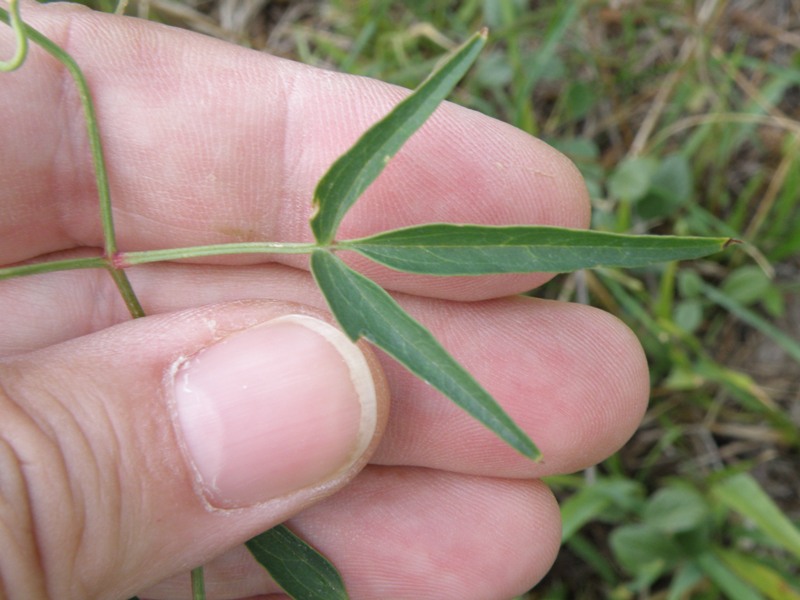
[65, 0, 800, 598]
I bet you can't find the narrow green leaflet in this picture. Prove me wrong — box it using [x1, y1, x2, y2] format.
[310, 249, 540, 460]
[339, 224, 733, 274]
[309, 30, 487, 245]
[245, 525, 348, 600]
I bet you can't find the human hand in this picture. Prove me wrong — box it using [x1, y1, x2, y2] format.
[0, 3, 649, 598]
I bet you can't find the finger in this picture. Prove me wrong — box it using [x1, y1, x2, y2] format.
[1, 263, 649, 478]
[0, 2, 589, 300]
[140, 467, 561, 600]
[0, 301, 388, 599]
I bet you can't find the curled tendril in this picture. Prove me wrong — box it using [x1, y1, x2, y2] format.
[0, 0, 28, 72]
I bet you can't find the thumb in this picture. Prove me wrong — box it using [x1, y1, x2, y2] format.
[0, 301, 386, 600]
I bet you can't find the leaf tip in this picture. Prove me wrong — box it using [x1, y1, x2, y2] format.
[523, 445, 543, 463]
[512, 434, 542, 462]
[479, 26, 489, 39]
[723, 237, 742, 249]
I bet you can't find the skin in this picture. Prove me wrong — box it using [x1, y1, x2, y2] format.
[0, 2, 650, 599]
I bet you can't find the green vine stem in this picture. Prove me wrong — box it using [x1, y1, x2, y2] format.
[0, 242, 317, 280]
[191, 565, 206, 600]
[0, 256, 107, 280]
[0, 4, 144, 316]
[0, 0, 26, 71]
[119, 241, 318, 265]
[0, 2, 199, 589]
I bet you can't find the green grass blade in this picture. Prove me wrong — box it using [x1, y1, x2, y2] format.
[560, 489, 613, 542]
[711, 472, 800, 561]
[696, 551, 765, 600]
[565, 534, 619, 585]
[245, 525, 348, 600]
[698, 279, 800, 365]
[310, 249, 540, 460]
[340, 224, 732, 274]
[717, 548, 800, 600]
[560, 478, 642, 541]
[513, 0, 584, 133]
[309, 30, 487, 244]
[667, 563, 705, 600]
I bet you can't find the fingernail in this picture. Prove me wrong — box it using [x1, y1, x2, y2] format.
[172, 315, 376, 508]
